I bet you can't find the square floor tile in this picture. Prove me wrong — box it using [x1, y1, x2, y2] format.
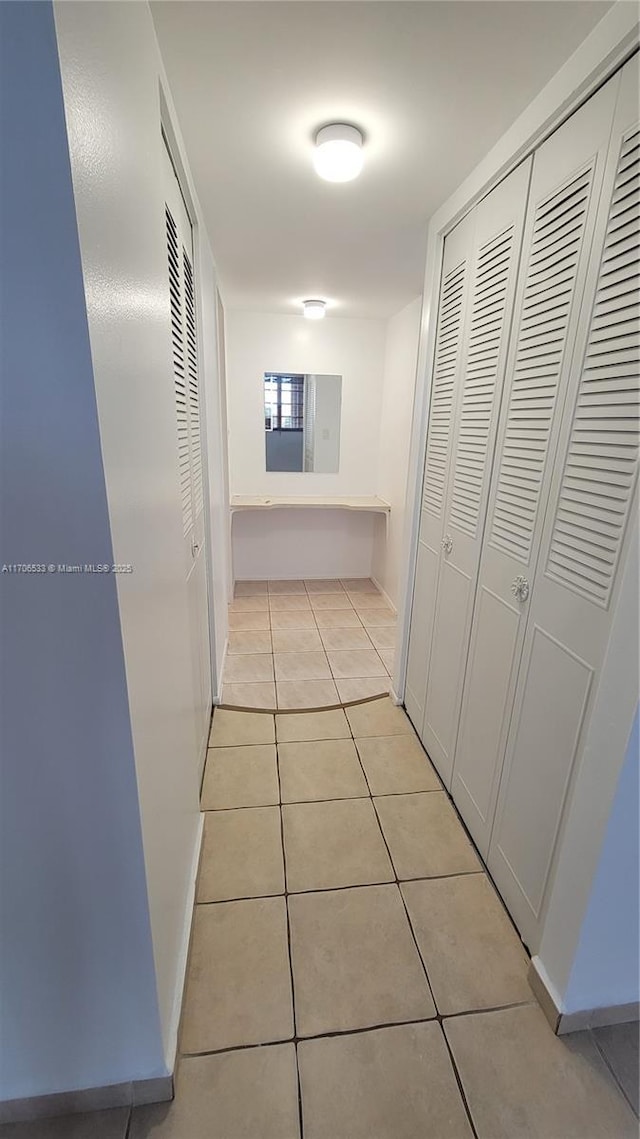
[378, 649, 395, 672]
[1, 1109, 130, 1139]
[276, 708, 350, 742]
[298, 1022, 472, 1139]
[224, 654, 274, 683]
[289, 885, 435, 1036]
[318, 626, 372, 651]
[341, 578, 379, 593]
[229, 611, 271, 632]
[347, 697, 413, 738]
[181, 898, 293, 1053]
[336, 678, 391, 702]
[228, 596, 269, 613]
[445, 1004, 638, 1139]
[270, 610, 317, 631]
[374, 792, 481, 879]
[592, 1022, 639, 1115]
[130, 1046, 300, 1139]
[327, 648, 388, 679]
[274, 651, 331, 682]
[276, 680, 339, 709]
[282, 799, 394, 892]
[314, 608, 362, 629]
[201, 745, 279, 809]
[309, 593, 354, 610]
[222, 683, 276, 709]
[278, 738, 368, 803]
[305, 579, 345, 593]
[197, 807, 284, 902]
[355, 734, 440, 793]
[271, 628, 323, 653]
[269, 594, 312, 611]
[235, 580, 268, 596]
[209, 709, 275, 747]
[357, 607, 397, 627]
[228, 631, 272, 655]
[367, 625, 397, 650]
[401, 875, 531, 1015]
[269, 579, 306, 593]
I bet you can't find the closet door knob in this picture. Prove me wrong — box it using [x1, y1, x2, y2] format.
[442, 535, 453, 555]
[511, 575, 530, 603]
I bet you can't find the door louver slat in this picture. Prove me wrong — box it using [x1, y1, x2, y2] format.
[166, 205, 193, 536]
[423, 261, 466, 516]
[450, 227, 515, 537]
[546, 127, 640, 606]
[489, 163, 595, 562]
[184, 251, 204, 518]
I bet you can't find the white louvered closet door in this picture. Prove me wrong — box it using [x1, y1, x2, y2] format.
[487, 56, 639, 950]
[421, 160, 531, 786]
[163, 142, 212, 765]
[450, 72, 621, 858]
[405, 212, 475, 727]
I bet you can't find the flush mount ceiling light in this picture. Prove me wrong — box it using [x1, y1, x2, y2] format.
[302, 299, 326, 320]
[313, 124, 364, 183]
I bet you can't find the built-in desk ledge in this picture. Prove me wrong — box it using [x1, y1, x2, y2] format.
[230, 495, 391, 513]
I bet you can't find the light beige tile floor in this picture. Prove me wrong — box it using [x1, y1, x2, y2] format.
[38, 697, 636, 1139]
[222, 578, 395, 709]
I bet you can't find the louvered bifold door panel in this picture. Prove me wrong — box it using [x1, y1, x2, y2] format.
[166, 205, 193, 538]
[405, 212, 475, 730]
[422, 159, 531, 786]
[448, 73, 620, 860]
[487, 163, 595, 564]
[487, 57, 639, 951]
[546, 124, 639, 604]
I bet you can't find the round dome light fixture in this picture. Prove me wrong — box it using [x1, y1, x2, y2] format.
[302, 299, 326, 320]
[313, 124, 364, 183]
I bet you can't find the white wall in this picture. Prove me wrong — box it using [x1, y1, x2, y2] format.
[372, 297, 422, 607]
[0, 0, 164, 1101]
[53, 0, 229, 1072]
[227, 311, 386, 496]
[226, 311, 386, 579]
[232, 509, 377, 581]
[563, 708, 639, 1013]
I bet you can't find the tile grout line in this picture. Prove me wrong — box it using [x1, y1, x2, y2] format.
[589, 1028, 640, 1119]
[351, 721, 481, 1139]
[196, 868, 486, 907]
[275, 736, 305, 1139]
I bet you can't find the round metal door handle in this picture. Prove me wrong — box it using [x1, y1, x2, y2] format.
[511, 575, 530, 602]
[442, 535, 453, 555]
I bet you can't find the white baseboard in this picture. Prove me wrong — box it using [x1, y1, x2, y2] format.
[370, 575, 397, 616]
[528, 957, 640, 1035]
[214, 635, 228, 705]
[164, 813, 204, 1074]
[0, 1073, 174, 1125]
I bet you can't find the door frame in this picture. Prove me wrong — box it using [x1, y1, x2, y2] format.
[159, 81, 225, 718]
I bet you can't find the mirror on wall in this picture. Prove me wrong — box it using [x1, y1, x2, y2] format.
[264, 372, 342, 473]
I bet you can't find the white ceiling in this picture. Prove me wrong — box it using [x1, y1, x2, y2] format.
[152, 1, 612, 319]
